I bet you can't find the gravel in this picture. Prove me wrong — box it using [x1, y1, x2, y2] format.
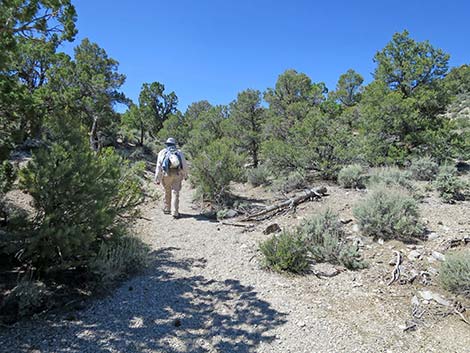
[1, 183, 469, 352]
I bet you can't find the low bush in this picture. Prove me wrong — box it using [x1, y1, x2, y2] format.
[271, 169, 307, 194]
[246, 165, 271, 187]
[435, 164, 467, 202]
[90, 233, 151, 284]
[367, 167, 414, 190]
[409, 156, 439, 181]
[2, 278, 48, 319]
[259, 230, 309, 274]
[300, 209, 365, 270]
[353, 185, 424, 240]
[439, 250, 470, 298]
[337, 164, 366, 189]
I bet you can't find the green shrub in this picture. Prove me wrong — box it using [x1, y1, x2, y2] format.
[353, 185, 424, 240]
[246, 165, 271, 187]
[337, 164, 366, 189]
[409, 156, 439, 181]
[191, 139, 244, 205]
[300, 209, 365, 270]
[0, 161, 14, 195]
[259, 230, 309, 274]
[435, 164, 467, 202]
[19, 139, 144, 271]
[439, 250, 470, 298]
[2, 278, 47, 318]
[367, 167, 414, 190]
[271, 169, 307, 193]
[0, 161, 15, 222]
[90, 234, 151, 284]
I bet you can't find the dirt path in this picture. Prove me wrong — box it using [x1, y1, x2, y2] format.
[1, 183, 469, 352]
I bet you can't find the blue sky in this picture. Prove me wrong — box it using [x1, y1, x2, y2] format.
[62, 0, 470, 111]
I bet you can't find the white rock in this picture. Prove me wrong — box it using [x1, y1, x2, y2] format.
[426, 232, 440, 241]
[419, 290, 451, 306]
[352, 224, 360, 233]
[431, 251, 446, 261]
[408, 250, 422, 261]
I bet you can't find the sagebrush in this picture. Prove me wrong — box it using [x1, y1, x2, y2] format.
[300, 209, 365, 270]
[367, 167, 414, 190]
[259, 230, 309, 274]
[337, 164, 366, 189]
[439, 251, 470, 298]
[246, 165, 271, 187]
[409, 156, 439, 181]
[353, 185, 424, 240]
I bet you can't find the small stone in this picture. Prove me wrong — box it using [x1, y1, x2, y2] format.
[225, 209, 238, 218]
[427, 267, 439, 276]
[431, 251, 446, 262]
[419, 290, 451, 306]
[426, 232, 440, 241]
[263, 223, 281, 235]
[352, 224, 360, 233]
[297, 320, 306, 328]
[378, 238, 385, 245]
[411, 295, 420, 307]
[408, 250, 422, 261]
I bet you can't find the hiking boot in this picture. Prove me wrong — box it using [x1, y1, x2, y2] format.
[163, 210, 171, 215]
[172, 214, 180, 219]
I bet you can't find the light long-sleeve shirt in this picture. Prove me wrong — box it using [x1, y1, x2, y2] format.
[154, 148, 188, 182]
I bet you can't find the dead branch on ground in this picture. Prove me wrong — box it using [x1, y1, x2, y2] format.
[387, 250, 402, 286]
[241, 187, 327, 222]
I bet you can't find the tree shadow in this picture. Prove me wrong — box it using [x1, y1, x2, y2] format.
[4, 247, 287, 353]
[177, 212, 218, 223]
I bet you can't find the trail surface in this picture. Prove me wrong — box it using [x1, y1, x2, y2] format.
[1, 183, 469, 352]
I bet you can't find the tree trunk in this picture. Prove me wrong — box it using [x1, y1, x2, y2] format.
[90, 116, 100, 152]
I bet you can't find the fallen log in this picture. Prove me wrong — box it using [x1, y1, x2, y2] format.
[241, 186, 327, 221]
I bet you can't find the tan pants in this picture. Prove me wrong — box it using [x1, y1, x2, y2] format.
[161, 169, 184, 216]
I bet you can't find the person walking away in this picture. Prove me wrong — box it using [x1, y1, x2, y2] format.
[155, 138, 188, 218]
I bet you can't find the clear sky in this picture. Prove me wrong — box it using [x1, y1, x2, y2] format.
[62, 0, 470, 111]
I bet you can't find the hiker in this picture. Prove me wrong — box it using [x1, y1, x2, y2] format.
[155, 137, 188, 219]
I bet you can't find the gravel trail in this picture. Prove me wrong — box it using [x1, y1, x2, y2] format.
[1, 183, 469, 352]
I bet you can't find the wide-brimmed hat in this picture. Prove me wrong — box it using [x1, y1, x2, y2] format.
[165, 137, 176, 145]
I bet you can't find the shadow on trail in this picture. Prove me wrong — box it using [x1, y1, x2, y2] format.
[177, 212, 218, 223]
[8, 247, 286, 353]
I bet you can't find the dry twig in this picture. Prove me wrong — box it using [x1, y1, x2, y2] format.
[387, 250, 402, 286]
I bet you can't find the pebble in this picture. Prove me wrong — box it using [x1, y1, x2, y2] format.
[426, 232, 440, 240]
[431, 251, 446, 261]
[408, 250, 422, 261]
